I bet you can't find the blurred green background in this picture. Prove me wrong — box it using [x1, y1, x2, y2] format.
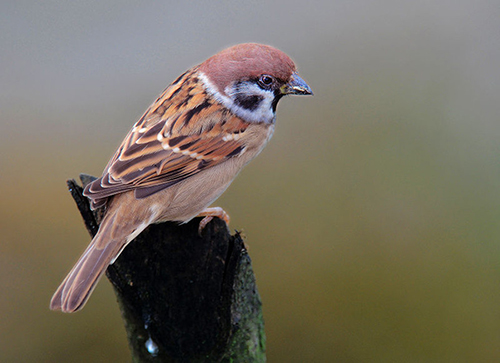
[1, 1, 500, 362]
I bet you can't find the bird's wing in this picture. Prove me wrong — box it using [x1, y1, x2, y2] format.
[84, 68, 250, 208]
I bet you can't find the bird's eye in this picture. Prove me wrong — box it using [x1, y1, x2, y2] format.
[258, 75, 275, 89]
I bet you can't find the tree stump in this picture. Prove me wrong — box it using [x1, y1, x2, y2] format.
[67, 175, 266, 362]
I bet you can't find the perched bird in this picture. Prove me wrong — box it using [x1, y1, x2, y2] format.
[50, 43, 312, 313]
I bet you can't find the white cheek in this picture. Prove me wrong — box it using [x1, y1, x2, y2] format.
[198, 72, 276, 124]
[225, 83, 276, 124]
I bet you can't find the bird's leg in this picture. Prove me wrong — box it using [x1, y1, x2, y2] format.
[197, 207, 230, 234]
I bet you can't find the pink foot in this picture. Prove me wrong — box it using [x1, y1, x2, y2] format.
[197, 207, 230, 234]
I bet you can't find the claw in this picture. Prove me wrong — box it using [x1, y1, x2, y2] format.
[197, 207, 230, 235]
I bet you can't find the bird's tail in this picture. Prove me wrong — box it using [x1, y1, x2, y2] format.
[50, 211, 147, 313]
[49, 232, 124, 312]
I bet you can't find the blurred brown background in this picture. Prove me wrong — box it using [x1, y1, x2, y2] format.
[1, 1, 500, 362]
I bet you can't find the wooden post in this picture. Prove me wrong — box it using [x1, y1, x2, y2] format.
[68, 175, 266, 362]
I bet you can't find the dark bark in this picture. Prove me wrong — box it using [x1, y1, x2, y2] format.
[67, 175, 266, 362]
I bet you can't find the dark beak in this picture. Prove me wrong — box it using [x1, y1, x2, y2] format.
[281, 72, 313, 95]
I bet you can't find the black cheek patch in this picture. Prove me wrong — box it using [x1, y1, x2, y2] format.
[234, 94, 264, 111]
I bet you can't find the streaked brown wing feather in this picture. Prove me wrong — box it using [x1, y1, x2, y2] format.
[84, 67, 250, 208]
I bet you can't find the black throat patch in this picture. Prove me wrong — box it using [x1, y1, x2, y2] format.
[271, 90, 284, 113]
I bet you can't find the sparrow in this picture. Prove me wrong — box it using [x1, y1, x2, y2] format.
[50, 43, 312, 313]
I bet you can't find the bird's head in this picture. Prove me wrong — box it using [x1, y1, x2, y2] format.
[199, 43, 312, 124]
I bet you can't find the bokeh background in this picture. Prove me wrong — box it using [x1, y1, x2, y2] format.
[1, 1, 500, 362]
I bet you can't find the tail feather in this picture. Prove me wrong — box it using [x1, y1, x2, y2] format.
[50, 233, 125, 313]
[51, 197, 153, 313]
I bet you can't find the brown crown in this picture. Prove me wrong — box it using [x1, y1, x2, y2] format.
[199, 43, 297, 95]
